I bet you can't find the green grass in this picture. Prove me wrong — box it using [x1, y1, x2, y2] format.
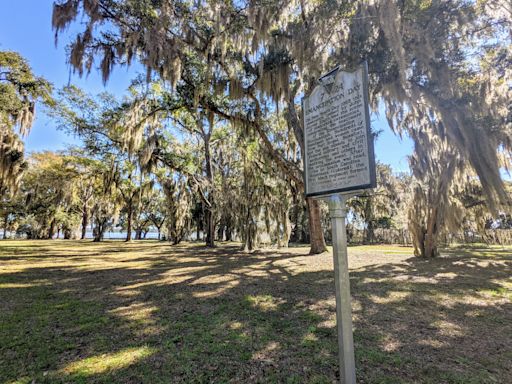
[0, 240, 511, 383]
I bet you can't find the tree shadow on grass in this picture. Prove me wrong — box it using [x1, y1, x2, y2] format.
[349, 251, 512, 383]
[0, 243, 511, 383]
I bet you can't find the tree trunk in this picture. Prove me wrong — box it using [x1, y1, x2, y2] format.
[224, 216, 233, 241]
[280, 208, 291, 248]
[196, 218, 201, 241]
[93, 220, 105, 242]
[306, 197, 327, 254]
[290, 199, 301, 243]
[205, 208, 215, 247]
[81, 204, 88, 240]
[300, 204, 309, 243]
[126, 201, 133, 242]
[64, 228, 72, 240]
[423, 206, 440, 258]
[3, 214, 8, 239]
[48, 218, 56, 239]
[217, 221, 225, 242]
[410, 202, 440, 258]
[365, 221, 375, 244]
[243, 209, 256, 252]
[203, 130, 215, 247]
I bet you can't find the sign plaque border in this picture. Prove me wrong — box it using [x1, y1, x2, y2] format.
[303, 61, 376, 198]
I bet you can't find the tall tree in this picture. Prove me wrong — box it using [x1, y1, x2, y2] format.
[0, 51, 53, 195]
[16, 152, 81, 239]
[52, 1, 511, 255]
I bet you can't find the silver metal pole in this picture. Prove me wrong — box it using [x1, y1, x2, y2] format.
[327, 193, 356, 384]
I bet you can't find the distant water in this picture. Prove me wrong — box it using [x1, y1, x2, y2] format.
[1, 231, 203, 240]
[82, 231, 161, 240]
[0, 231, 162, 240]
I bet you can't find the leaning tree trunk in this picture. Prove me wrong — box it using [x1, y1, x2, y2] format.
[306, 197, 327, 254]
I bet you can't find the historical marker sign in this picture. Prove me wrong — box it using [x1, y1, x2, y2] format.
[303, 62, 376, 197]
[303, 62, 376, 384]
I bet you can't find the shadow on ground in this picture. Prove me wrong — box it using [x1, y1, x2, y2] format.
[0, 241, 510, 383]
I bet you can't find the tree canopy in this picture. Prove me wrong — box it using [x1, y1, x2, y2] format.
[1, 1, 510, 257]
[0, 50, 53, 195]
[48, 0, 512, 255]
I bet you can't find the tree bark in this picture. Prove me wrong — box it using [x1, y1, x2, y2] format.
[48, 218, 56, 239]
[217, 221, 225, 242]
[205, 209, 215, 247]
[301, 204, 309, 243]
[306, 197, 327, 254]
[3, 214, 8, 239]
[243, 209, 256, 252]
[196, 217, 201, 241]
[280, 208, 291, 248]
[81, 203, 88, 240]
[93, 220, 105, 242]
[203, 128, 215, 247]
[423, 206, 440, 258]
[365, 221, 375, 244]
[126, 200, 133, 241]
[63, 228, 72, 240]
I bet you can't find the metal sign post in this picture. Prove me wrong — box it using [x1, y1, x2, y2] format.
[303, 62, 376, 384]
[325, 193, 356, 384]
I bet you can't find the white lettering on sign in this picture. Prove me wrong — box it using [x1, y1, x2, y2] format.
[303, 64, 375, 197]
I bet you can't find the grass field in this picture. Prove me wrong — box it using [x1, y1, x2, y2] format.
[0, 240, 511, 383]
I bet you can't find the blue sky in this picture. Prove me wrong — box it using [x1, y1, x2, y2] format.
[0, 0, 414, 173]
